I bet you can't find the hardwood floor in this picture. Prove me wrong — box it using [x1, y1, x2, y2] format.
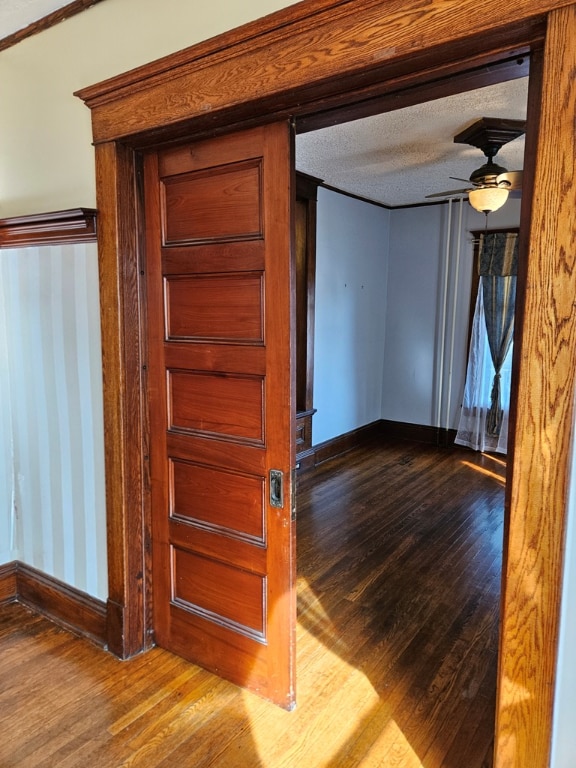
[0, 439, 504, 767]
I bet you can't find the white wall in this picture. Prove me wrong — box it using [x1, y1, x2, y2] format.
[382, 203, 449, 427]
[381, 198, 522, 430]
[312, 192, 522, 443]
[0, 243, 107, 599]
[313, 188, 390, 444]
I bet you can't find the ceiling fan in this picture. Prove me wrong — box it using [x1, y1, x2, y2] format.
[426, 117, 526, 213]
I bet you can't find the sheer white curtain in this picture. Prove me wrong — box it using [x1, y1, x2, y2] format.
[454, 285, 513, 454]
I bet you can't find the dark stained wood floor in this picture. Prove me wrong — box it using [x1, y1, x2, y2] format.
[0, 439, 505, 767]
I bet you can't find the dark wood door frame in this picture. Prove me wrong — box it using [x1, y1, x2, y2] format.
[77, 1, 576, 765]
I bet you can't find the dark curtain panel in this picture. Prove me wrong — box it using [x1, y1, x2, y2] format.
[478, 232, 518, 436]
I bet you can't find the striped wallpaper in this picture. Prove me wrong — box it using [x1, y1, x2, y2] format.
[0, 242, 107, 600]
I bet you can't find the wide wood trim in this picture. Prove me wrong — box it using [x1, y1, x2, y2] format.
[0, 561, 107, 646]
[0, 562, 18, 605]
[297, 53, 531, 134]
[95, 142, 149, 658]
[75, 0, 554, 144]
[494, 8, 576, 767]
[0, 0, 106, 53]
[0, 208, 97, 248]
[17, 563, 107, 648]
[78, 0, 576, 763]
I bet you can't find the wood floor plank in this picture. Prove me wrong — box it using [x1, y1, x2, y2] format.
[0, 439, 504, 767]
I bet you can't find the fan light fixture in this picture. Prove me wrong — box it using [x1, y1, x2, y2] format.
[468, 186, 509, 214]
[425, 118, 525, 213]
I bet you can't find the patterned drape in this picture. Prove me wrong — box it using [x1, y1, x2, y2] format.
[478, 232, 518, 436]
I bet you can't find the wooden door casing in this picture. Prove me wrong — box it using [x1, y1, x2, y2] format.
[144, 123, 296, 709]
[80, 1, 576, 763]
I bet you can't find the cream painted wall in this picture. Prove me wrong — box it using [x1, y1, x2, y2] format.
[0, 0, 299, 218]
[0, 0, 299, 597]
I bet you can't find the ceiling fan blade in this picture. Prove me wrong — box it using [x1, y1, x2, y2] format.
[497, 170, 523, 190]
[425, 188, 471, 199]
[449, 176, 472, 184]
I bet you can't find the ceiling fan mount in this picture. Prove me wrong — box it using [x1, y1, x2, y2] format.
[454, 116, 526, 186]
[426, 116, 526, 211]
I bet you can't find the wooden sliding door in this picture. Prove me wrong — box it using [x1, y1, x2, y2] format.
[144, 123, 296, 708]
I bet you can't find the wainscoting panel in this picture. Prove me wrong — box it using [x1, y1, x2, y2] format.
[0, 242, 107, 599]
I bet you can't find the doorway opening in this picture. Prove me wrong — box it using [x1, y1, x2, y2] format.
[77, 1, 575, 761]
[290, 67, 528, 764]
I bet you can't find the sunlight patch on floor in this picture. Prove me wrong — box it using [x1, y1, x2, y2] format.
[241, 641, 381, 766]
[296, 576, 352, 657]
[236, 577, 429, 767]
[361, 717, 426, 767]
[461, 460, 506, 485]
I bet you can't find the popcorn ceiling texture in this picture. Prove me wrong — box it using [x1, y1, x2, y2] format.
[296, 78, 529, 207]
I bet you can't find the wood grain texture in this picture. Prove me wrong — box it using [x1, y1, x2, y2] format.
[80, 0, 576, 760]
[166, 273, 264, 342]
[75, 0, 556, 143]
[170, 459, 265, 542]
[94, 141, 149, 658]
[494, 7, 576, 768]
[16, 563, 107, 647]
[0, 0, 106, 53]
[0, 562, 17, 604]
[1, 440, 504, 766]
[0, 561, 106, 645]
[146, 124, 296, 708]
[162, 162, 262, 243]
[0, 208, 97, 247]
[168, 370, 264, 441]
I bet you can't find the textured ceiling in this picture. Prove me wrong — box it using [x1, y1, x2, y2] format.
[0, 0, 72, 37]
[296, 77, 529, 207]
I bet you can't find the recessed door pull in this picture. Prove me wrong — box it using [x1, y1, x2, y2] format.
[269, 469, 284, 509]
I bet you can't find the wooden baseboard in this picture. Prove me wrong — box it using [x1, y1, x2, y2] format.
[380, 420, 457, 446]
[0, 562, 18, 605]
[312, 420, 386, 466]
[0, 561, 107, 648]
[301, 419, 457, 471]
[295, 447, 317, 472]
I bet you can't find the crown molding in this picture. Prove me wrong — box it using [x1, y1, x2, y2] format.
[0, 0, 106, 53]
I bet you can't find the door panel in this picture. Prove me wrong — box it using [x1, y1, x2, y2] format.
[162, 161, 262, 243]
[168, 369, 264, 441]
[165, 273, 264, 342]
[170, 460, 265, 541]
[144, 123, 296, 708]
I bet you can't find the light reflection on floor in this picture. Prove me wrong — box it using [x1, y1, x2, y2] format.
[461, 457, 506, 485]
[240, 577, 427, 768]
